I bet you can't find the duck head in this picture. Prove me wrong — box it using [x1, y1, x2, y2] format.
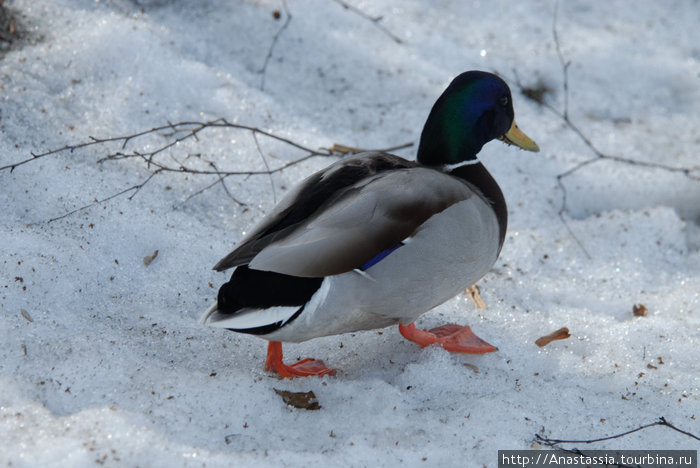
[417, 71, 539, 167]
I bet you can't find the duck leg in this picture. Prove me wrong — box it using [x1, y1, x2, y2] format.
[398, 322, 497, 353]
[264, 341, 337, 378]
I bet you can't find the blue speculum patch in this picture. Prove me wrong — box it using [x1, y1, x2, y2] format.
[359, 243, 404, 271]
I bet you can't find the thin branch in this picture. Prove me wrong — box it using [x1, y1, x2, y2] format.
[325, 141, 414, 155]
[511, 2, 700, 259]
[6, 119, 330, 171]
[253, 131, 277, 203]
[33, 170, 161, 225]
[375, 142, 414, 153]
[181, 156, 246, 207]
[5, 118, 413, 223]
[332, 0, 403, 44]
[181, 173, 245, 207]
[217, 175, 244, 205]
[546, 3, 700, 181]
[554, 176, 592, 258]
[536, 416, 700, 446]
[552, 1, 570, 120]
[259, 0, 292, 91]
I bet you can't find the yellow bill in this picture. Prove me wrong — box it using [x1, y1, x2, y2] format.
[499, 120, 540, 152]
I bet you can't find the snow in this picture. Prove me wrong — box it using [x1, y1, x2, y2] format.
[1, 0, 699, 466]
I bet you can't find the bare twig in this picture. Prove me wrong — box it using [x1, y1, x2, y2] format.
[253, 131, 277, 203]
[34, 171, 161, 225]
[511, 2, 700, 259]
[547, 8, 698, 179]
[260, 0, 292, 91]
[466, 284, 487, 309]
[552, 2, 569, 120]
[536, 416, 700, 446]
[181, 174, 238, 206]
[4, 118, 413, 223]
[181, 157, 246, 206]
[324, 141, 413, 155]
[4, 119, 331, 174]
[332, 0, 403, 44]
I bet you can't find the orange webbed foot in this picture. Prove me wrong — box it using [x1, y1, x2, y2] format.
[398, 322, 498, 354]
[265, 341, 337, 378]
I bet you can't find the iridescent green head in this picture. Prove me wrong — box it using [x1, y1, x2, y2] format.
[417, 71, 539, 166]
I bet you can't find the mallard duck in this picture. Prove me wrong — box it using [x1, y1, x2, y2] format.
[200, 71, 539, 378]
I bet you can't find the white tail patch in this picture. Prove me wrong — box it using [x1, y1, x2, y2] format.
[200, 304, 300, 330]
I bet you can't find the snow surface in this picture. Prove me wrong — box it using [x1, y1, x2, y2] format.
[1, 0, 699, 466]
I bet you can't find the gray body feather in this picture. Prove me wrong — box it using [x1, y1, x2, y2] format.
[203, 152, 501, 341]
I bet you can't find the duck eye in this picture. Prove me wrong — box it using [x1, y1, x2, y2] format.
[499, 96, 509, 107]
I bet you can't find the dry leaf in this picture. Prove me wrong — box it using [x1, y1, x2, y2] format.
[329, 143, 365, 154]
[20, 309, 33, 322]
[466, 284, 487, 309]
[274, 388, 321, 410]
[463, 363, 480, 374]
[633, 304, 647, 317]
[535, 327, 571, 347]
[143, 249, 159, 266]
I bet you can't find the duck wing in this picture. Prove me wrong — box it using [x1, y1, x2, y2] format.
[213, 152, 475, 277]
[213, 152, 412, 271]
